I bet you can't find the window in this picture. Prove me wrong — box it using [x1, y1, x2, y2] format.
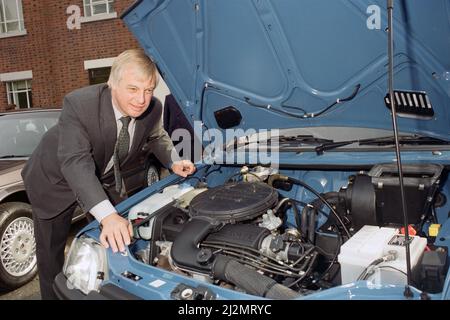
[83, 0, 114, 17]
[0, 0, 24, 34]
[6, 79, 32, 109]
[88, 67, 111, 85]
[84, 57, 115, 84]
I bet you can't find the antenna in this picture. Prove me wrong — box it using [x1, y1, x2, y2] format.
[386, 0, 414, 298]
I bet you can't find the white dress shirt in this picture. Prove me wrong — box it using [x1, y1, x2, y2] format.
[89, 102, 136, 222]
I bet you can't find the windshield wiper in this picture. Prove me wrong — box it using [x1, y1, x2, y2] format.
[224, 134, 334, 152]
[279, 135, 333, 146]
[0, 154, 29, 159]
[360, 135, 449, 146]
[315, 135, 449, 155]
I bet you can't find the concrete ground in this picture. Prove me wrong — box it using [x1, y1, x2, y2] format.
[0, 218, 88, 300]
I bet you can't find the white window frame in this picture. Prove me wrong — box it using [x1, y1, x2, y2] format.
[6, 79, 32, 109]
[1, 70, 33, 109]
[0, 0, 26, 38]
[83, 57, 115, 70]
[84, 57, 115, 85]
[80, 0, 116, 24]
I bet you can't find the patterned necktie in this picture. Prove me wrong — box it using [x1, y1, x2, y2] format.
[114, 116, 131, 195]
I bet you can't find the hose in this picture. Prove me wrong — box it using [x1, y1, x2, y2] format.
[213, 256, 300, 299]
[269, 174, 351, 239]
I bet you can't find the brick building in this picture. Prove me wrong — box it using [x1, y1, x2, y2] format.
[0, 0, 168, 112]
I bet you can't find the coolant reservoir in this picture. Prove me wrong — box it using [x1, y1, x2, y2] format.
[338, 225, 427, 285]
[128, 183, 194, 239]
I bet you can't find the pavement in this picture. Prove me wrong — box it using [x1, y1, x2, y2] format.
[0, 218, 88, 300]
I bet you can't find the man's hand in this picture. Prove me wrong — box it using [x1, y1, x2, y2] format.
[99, 213, 133, 253]
[171, 160, 196, 177]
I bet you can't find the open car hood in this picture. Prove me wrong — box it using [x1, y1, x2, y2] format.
[122, 0, 450, 140]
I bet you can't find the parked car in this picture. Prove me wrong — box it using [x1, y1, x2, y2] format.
[55, 0, 450, 300]
[0, 108, 161, 290]
[0, 109, 62, 289]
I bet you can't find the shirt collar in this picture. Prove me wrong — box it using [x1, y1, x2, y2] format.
[112, 101, 134, 123]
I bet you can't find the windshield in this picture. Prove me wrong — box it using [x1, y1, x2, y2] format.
[0, 111, 59, 158]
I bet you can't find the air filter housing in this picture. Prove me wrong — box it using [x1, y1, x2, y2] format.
[189, 182, 278, 223]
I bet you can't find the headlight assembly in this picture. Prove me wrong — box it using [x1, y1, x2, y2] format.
[63, 236, 108, 295]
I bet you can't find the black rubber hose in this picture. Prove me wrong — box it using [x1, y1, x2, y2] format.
[311, 192, 340, 211]
[171, 218, 220, 273]
[269, 175, 351, 238]
[308, 207, 316, 244]
[290, 200, 302, 233]
[300, 205, 312, 241]
[213, 256, 299, 299]
[310, 192, 340, 228]
[418, 183, 440, 231]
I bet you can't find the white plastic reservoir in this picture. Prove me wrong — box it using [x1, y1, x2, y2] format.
[338, 225, 427, 285]
[128, 183, 194, 239]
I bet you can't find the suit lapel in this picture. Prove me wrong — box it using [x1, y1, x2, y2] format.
[100, 86, 117, 170]
[130, 118, 146, 156]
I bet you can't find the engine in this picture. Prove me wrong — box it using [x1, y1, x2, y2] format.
[128, 164, 448, 299]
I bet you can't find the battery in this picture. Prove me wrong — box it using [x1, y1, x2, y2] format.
[338, 225, 427, 285]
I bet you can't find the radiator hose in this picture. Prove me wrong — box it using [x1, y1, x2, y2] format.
[213, 255, 300, 299]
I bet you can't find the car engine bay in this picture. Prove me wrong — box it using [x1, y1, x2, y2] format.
[128, 164, 449, 299]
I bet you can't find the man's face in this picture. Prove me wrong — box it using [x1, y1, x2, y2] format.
[111, 65, 155, 118]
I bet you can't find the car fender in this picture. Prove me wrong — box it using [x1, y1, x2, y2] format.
[0, 182, 26, 203]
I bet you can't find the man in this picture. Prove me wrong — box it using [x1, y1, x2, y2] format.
[22, 49, 195, 299]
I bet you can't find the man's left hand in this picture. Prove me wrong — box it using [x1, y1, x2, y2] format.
[171, 160, 196, 177]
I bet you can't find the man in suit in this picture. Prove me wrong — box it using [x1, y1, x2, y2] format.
[22, 49, 195, 299]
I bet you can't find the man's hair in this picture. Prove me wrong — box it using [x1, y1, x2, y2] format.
[108, 48, 158, 87]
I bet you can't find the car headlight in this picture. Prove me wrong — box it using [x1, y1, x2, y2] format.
[63, 235, 108, 295]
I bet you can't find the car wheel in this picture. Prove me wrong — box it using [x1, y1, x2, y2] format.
[146, 164, 160, 186]
[0, 202, 37, 290]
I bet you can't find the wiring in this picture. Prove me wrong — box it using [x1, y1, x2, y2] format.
[314, 233, 342, 283]
[270, 175, 351, 239]
[302, 84, 361, 118]
[199, 82, 361, 121]
[202, 241, 316, 278]
[245, 97, 310, 119]
[373, 266, 407, 278]
[286, 251, 319, 288]
[199, 82, 221, 130]
[362, 266, 419, 288]
[357, 251, 398, 281]
[357, 258, 385, 281]
[245, 84, 361, 119]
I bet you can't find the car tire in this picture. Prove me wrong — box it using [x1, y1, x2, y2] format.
[0, 202, 37, 290]
[146, 164, 160, 186]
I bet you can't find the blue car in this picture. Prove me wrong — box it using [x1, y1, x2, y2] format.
[54, 0, 450, 300]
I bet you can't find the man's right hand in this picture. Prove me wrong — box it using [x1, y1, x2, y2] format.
[99, 213, 133, 253]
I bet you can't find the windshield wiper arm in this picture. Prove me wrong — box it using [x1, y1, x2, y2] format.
[315, 135, 449, 155]
[315, 139, 360, 155]
[0, 154, 29, 159]
[279, 135, 333, 146]
[225, 134, 334, 152]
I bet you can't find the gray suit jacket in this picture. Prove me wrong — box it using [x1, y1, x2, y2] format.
[22, 83, 175, 219]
